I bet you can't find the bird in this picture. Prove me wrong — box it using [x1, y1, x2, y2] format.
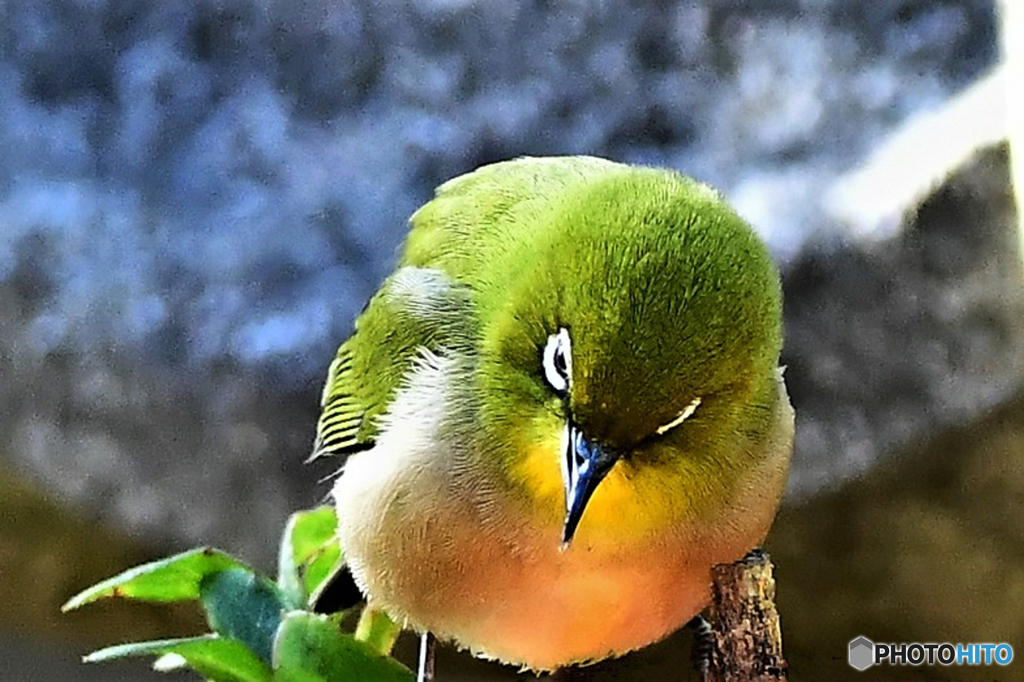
[312, 155, 794, 672]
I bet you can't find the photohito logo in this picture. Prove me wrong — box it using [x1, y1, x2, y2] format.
[849, 637, 1014, 670]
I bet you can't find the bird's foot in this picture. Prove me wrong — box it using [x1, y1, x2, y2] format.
[687, 614, 714, 682]
[417, 631, 436, 682]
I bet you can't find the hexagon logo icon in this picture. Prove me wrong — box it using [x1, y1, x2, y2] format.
[849, 636, 874, 671]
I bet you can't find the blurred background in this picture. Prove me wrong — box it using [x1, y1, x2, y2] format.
[1, 0, 1020, 680]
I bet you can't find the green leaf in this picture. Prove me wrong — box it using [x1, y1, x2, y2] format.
[354, 605, 401, 656]
[303, 542, 343, 605]
[62, 547, 252, 611]
[201, 568, 288, 663]
[277, 506, 344, 609]
[272, 668, 325, 682]
[84, 634, 272, 682]
[272, 611, 414, 682]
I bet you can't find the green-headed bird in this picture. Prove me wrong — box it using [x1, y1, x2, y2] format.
[313, 156, 793, 671]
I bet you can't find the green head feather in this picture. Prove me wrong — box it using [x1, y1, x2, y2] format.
[473, 163, 781, 448]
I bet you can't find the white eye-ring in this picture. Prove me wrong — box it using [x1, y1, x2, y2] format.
[543, 327, 572, 395]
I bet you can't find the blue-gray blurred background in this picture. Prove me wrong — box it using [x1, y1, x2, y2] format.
[2, 1, 1021, 680]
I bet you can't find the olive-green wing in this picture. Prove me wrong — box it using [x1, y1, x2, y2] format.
[312, 266, 475, 459]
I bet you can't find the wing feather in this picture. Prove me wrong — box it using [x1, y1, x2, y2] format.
[311, 267, 474, 459]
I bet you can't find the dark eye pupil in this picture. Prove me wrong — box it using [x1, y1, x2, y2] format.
[554, 348, 567, 375]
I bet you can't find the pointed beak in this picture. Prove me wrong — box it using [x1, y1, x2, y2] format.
[561, 422, 621, 546]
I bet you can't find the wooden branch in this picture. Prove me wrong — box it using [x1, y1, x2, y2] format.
[709, 549, 787, 682]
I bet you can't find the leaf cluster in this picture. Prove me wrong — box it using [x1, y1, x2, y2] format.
[63, 507, 412, 682]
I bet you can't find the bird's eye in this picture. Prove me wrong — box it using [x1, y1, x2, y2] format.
[543, 327, 572, 395]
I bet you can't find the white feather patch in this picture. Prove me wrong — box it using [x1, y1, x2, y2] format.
[387, 267, 452, 318]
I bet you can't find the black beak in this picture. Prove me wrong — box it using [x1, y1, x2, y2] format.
[561, 422, 621, 546]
